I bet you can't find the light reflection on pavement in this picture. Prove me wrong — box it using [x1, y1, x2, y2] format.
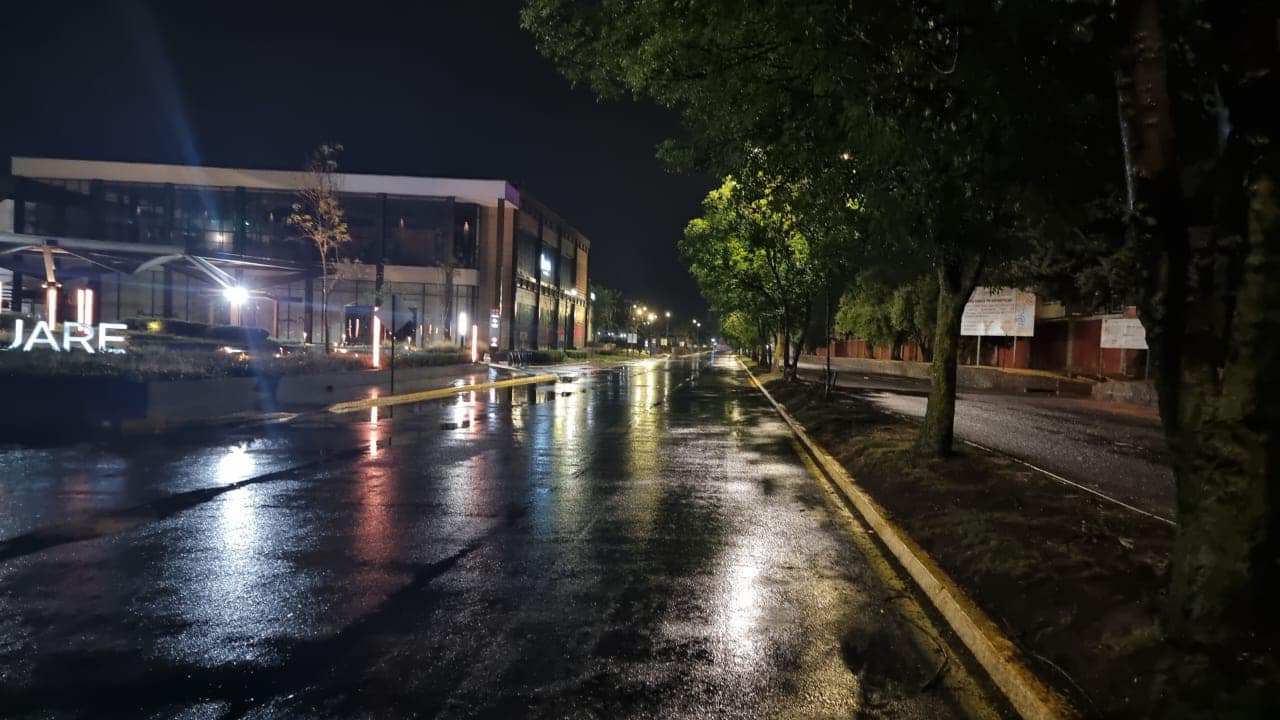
[0, 354, 984, 718]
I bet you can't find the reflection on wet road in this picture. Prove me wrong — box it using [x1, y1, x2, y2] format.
[0, 354, 975, 718]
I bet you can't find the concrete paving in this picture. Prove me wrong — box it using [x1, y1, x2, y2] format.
[797, 360, 1175, 520]
[0, 354, 980, 719]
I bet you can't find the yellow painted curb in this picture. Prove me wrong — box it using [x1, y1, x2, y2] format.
[326, 373, 559, 414]
[741, 360, 1079, 720]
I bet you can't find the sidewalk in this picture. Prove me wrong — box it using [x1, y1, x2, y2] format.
[799, 356, 1158, 420]
[795, 361, 1173, 520]
[800, 354, 1157, 409]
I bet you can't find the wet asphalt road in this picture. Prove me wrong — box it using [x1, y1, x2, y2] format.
[797, 361, 1175, 521]
[0, 354, 978, 719]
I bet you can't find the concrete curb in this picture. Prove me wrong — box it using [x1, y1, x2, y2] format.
[741, 361, 1079, 720]
[326, 373, 559, 413]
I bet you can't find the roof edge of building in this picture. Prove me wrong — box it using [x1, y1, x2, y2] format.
[10, 156, 521, 209]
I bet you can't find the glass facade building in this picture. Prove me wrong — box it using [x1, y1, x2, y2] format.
[1, 157, 590, 351]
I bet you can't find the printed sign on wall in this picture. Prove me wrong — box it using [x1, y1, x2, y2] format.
[961, 287, 1036, 337]
[1100, 318, 1148, 349]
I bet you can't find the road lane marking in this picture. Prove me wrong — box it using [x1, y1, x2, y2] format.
[741, 359, 1079, 720]
[326, 373, 559, 414]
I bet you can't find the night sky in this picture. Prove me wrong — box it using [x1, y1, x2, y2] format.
[0, 0, 714, 317]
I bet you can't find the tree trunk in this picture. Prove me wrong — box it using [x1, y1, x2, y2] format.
[1161, 168, 1280, 646]
[321, 271, 331, 354]
[1116, 0, 1280, 644]
[916, 259, 979, 456]
[774, 328, 787, 378]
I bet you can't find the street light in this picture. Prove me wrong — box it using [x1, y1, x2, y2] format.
[223, 286, 249, 305]
[223, 286, 249, 326]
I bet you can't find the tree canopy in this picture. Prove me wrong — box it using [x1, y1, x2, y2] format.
[524, 0, 1280, 656]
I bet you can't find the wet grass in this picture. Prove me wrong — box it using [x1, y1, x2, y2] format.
[763, 377, 1280, 719]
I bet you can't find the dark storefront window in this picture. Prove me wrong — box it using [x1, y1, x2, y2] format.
[102, 182, 169, 245]
[243, 191, 307, 261]
[20, 179, 90, 237]
[559, 238, 576, 289]
[341, 194, 382, 263]
[14, 177, 485, 272]
[173, 186, 238, 254]
[514, 210, 540, 279]
[386, 196, 451, 266]
[515, 230, 538, 279]
[454, 203, 479, 268]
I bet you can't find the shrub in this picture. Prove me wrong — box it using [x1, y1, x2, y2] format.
[526, 349, 567, 364]
[125, 317, 272, 348]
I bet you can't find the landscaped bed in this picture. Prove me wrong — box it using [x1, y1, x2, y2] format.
[763, 376, 1278, 718]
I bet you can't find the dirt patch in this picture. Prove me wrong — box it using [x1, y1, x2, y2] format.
[763, 377, 1277, 718]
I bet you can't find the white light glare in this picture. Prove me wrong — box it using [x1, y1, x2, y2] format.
[223, 286, 250, 305]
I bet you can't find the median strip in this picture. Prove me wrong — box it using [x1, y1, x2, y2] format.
[326, 373, 560, 414]
[740, 360, 1078, 720]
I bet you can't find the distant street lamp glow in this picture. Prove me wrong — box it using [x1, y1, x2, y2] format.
[372, 310, 382, 369]
[471, 324, 479, 363]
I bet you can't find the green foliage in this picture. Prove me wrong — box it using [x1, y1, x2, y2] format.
[835, 278, 895, 349]
[588, 284, 624, 335]
[289, 143, 352, 351]
[890, 276, 938, 359]
[719, 310, 762, 349]
[681, 173, 829, 371]
[287, 143, 351, 263]
[523, 0, 1280, 650]
[525, 349, 568, 364]
[834, 274, 936, 359]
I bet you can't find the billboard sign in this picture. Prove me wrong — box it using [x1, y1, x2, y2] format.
[961, 287, 1036, 337]
[1100, 318, 1148, 349]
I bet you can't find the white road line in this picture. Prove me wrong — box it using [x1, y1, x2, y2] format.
[959, 438, 1176, 526]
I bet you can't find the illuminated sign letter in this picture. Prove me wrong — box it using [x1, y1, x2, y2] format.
[63, 322, 96, 353]
[5, 319, 22, 350]
[23, 321, 61, 352]
[98, 323, 128, 353]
